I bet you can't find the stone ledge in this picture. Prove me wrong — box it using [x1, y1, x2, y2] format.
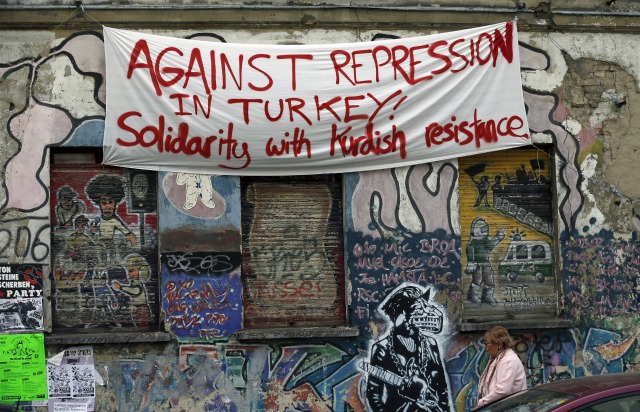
[458, 318, 573, 332]
[1, 7, 640, 33]
[235, 326, 360, 340]
[44, 331, 172, 345]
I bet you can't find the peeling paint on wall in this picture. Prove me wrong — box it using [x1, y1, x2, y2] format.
[2, 22, 640, 412]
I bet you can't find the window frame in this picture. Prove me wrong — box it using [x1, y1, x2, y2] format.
[457, 144, 571, 332]
[46, 148, 169, 345]
[236, 174, 358, 340]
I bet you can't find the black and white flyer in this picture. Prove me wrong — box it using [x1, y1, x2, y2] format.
[47, 346, 96, 412]
[0, 264, 44, 331]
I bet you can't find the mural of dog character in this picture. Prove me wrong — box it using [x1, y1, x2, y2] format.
[362, 284, 452, 412]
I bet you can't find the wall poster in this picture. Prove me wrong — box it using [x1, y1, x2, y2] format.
[0, 333, 47, 403]
[47, 346, 96, 412]
[0, 264, 44, 331]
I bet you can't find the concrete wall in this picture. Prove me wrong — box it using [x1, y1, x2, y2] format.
[1, 2, 640, 411]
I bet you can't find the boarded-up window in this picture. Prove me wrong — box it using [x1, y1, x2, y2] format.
[458, 147, 557, 322]
[241, 175, 346, 328]
[50, 153, 160, 333]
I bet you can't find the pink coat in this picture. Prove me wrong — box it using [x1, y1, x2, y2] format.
[476, 348, 527, 408]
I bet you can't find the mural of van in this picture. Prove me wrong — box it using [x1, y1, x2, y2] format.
[498, 237, 553, 283]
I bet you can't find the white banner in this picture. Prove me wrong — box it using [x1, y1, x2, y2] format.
[103, 22, 530, 175]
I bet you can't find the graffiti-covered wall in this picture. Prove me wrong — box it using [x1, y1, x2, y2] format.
[50, 164, 160, 332]
[459, 149, 557, 321]
[2, 2, 640, 410]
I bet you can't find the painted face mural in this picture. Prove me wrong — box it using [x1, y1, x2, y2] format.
[55, 185, 87, 228]
[50, 167, 159, 332]
[362, 284, 452, 412]
[459, 150, 557, 322]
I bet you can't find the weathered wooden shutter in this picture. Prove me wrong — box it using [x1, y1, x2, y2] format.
[241, 175, 346, 328]
[50, 159, 159, 333]
[458, 147, 557, 322]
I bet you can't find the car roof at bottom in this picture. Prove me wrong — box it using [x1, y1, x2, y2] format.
[533, 372, 640, 398]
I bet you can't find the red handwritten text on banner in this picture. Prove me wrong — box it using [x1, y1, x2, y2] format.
[103, 22, 529, 175]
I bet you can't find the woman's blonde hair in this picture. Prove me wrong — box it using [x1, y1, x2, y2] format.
[483, 326, 514, 351]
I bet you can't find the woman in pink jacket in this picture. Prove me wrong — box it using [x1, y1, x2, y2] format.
[475, 326, 527, 409]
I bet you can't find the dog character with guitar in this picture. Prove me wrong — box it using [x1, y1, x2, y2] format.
[362, 285, 451, 412]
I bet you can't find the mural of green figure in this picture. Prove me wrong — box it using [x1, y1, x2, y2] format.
[466, 218, 505, 305]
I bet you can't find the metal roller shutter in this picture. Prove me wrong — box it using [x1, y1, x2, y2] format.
[458, 147, 557, 322]
[50, 161, 160, 332]
[241, 175, 346, 328]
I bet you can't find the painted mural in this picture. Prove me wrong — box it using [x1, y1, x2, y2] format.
[344, 164, 460, 411]
[459, 150, 557, 321]
[50, 166, 159, 331]
[563, 229, 640, 321]
[361, 284, 453, 412]
[159, 172, 243, 340]
[161, 251, 243, 339]
[0, 18, 639, 412]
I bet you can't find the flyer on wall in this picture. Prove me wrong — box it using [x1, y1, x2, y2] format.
[0, 264, 44, 331]
[0, 333, 48, 404]
[47, 346, 96, 412]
